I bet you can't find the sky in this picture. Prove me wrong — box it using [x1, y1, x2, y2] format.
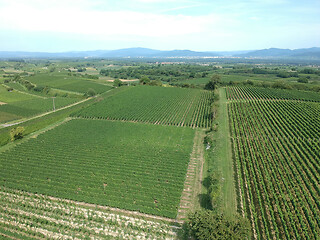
[0, 0, 319, 52]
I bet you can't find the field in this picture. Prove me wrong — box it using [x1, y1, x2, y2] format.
[0, 187, 178, 239]
[226, 86, 320, 102]
[26, 73, 112, 94]
[0, 119, 195, 219]
[73, 86, 213, 128]
[228, 86, 320, 239]
[0, 84, 79, 123]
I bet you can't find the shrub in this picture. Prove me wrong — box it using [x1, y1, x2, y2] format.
[10, 127, 25, 141]
[188, 210, 251, 240]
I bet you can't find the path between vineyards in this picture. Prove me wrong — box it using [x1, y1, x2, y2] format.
[177, 129, 206, 221]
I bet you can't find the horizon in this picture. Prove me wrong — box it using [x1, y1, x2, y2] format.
[1, 46, 320, 54]
[0, 0, 319, 52]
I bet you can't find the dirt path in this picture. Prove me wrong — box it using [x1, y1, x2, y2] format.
[177, 129, 205, 221]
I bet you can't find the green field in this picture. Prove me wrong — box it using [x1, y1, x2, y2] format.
[0, 119, 195, 218]
[73, 86, 213, 128]
[0, 85, 35, 103]
[0, 187, 178, 239]
[226, 86, 320, 102]
[228, 87, 320, 239]
[26, 73, 112, 94]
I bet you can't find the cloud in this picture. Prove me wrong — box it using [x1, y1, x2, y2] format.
[0, 2, 223, 38]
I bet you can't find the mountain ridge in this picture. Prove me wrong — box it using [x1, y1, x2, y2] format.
[0, 47, 319, 59]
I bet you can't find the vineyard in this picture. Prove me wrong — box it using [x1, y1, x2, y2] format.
[26, 73, 112, 94]
[0, 97, 78, 123]
[226, 86, 320, 102]
[0, 119, 195, 219]
[73, 86, 213, 128]
[228, 87, 320, 239]
[0, 187, 178, 239]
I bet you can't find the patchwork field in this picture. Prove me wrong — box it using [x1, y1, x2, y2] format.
[0, 119, 195, 218]
[228, 87, 320, 239]
[73, 86, 213, 128]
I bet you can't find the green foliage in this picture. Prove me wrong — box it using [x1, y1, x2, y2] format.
[207, 173, 222, 210]
[10, 126, 25, 141]
[113, 79, 122, 87]
[139, 76, 150, 85]
[298, 77, 309, 83]
[205, 75, 221, 90]
[188, 210, 251, 240]
[148, 79, 162, 86]
[85, 88, 96, 97]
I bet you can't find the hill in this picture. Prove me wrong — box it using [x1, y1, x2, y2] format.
[237, 47, 320, 59]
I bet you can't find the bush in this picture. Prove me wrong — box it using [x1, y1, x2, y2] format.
[188, 210, 251, 240]
[297, 77, 308, 83]
[10, 127, 25, 141]
[113, 79, 122, 87]
[86, 88, 96, 97]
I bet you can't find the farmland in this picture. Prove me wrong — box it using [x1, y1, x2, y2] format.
[74, 86, 213, 128]
[0, 85, 79, 123]
[0, 58, 320, 239]
[228, 86, 320, 239]
[226, 86, 320, 102]
[0, 187, 178, 239]
[0, 119, 195, 219]
[26, 73, 112, 94]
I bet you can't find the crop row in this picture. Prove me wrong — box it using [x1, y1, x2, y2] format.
[73, 86, 213, 128]
[229, 99, 320, 239]
[226, 86, 320, 102]
[0, 187, 178, 239]
[0, 119, 195, 218]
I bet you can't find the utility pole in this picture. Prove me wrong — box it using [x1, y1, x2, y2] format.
[52, 97, 56, 111]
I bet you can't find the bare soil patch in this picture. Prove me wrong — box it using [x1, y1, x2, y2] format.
[107, 79, 139, 82]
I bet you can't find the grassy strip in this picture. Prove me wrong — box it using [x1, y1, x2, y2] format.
[202, 87, 237, 216]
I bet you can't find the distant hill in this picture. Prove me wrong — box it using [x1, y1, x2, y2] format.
[0, 48, 221, 59]
[237, 47, 320, 59]
[0, 47, 319, 59]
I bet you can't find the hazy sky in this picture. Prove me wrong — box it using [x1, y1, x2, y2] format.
[0, 0, 319, 52]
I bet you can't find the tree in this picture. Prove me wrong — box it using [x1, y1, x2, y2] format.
[148, 80, 162, 86]
[10, 127, 25, 141]
[188, 210, 251, 240]
[86, 88, 96, 97]
[113, 79, 122, 87]
[205, 74, 221, 90]
[298, 77, 308, 83]
[139, 76, 150, 85]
